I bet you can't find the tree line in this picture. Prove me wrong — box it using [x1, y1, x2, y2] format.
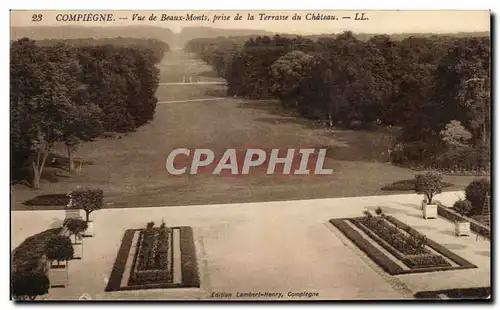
[185, 32, 491, 172]
[11, 38, 169, 188]
[35, 37, 170, 63]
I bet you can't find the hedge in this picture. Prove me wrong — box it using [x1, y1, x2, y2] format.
[11, 228, 63, 300]
[12, 228, 62, 275]
[381, 179, 453, 191]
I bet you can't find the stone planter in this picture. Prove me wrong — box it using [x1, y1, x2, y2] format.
[72, 235, 84, 259]
[84, 221, 95, 237]
[423, 203, 438, 219]
[65, 208, 83, 219]
[48, 260, 68, 288]
[455, 221, 471, 237]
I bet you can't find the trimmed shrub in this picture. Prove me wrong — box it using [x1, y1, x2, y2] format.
[390, 141, 431, 165]
[63, 218, 88, 240]
[453, 199, 473, 217]
[69, 188, 104, 222]
[415, 171, 443, 204]
[46, 235, 74, 263]
[465, 178, 491, 215]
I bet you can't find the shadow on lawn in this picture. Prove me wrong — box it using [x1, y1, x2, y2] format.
[22, 194, 70, 207]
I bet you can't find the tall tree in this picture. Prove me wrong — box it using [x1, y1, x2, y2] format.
[435, 37, 490, 145]
[11, 40, 79, 188]
[270, 50, 316, 107]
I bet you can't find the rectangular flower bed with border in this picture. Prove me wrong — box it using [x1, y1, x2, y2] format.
[330, 214, 477, 275]
[105, 224, 199, 292]
[128, 223, 173, 285]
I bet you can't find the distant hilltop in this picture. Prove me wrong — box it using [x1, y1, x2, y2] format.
[10, 25, 489, 48]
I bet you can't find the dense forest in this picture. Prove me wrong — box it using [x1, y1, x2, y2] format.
[185, 32, 491, 173]
[10, 38, 169, 188]
[35, 37, 170, 62]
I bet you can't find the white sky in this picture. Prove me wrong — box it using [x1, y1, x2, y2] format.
[10, 10, 491, 35]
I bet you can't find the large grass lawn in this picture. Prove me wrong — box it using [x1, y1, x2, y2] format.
[11, 51, 481, 210]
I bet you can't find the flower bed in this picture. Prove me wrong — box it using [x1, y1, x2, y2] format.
[129, 223, 172, 285]
[105, 226, 200, 292]
[402, 255, 450, 269]
[357, 215, 427, 255]
[330, 215, 477, 275]
[354, 216, 450, 269]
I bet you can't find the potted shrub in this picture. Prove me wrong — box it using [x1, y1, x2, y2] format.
[70, 188, 103, 237]
[65, 190, 82, 219]
[63, 218, 88, 259]
[453, 199, 473, 237]
[46, 235, 74, 287]
[415, 171, 443, 219]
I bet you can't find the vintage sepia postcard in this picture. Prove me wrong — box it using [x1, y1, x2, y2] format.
[10, 9, 491, 301]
